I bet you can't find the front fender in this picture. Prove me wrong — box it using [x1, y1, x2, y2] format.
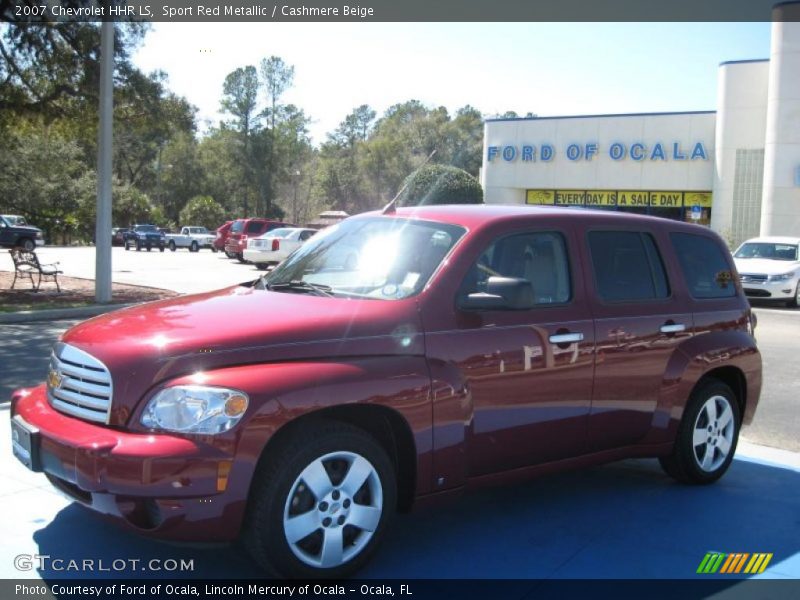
[137, 357, 432, 530]
[649, 330, 761, 444]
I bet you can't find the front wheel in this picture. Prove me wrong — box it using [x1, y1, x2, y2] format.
[659, 379, 740, 484]
[169, 241, 176, 252]
[243, 421, 396, 578]
[787, 281, 800, 308]
[190, 241, 199, 252]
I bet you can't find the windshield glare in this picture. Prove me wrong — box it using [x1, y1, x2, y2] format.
[735, 243, 798, 261]
[264, 217, 466, 300]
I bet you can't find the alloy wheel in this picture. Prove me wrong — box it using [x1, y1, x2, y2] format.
[692, 395, 735, 472]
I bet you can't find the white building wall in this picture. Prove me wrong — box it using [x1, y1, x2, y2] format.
[483, 113, 716, 201]
[711, 60, 769, 238]
[761, 7, 800, 237]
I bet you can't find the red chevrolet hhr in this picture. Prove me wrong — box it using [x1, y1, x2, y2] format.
[10, 205, 761, 577]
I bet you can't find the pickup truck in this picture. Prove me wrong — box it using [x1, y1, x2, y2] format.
[0, 215, 45, 250]
[164, 226, 217, 252]
[123, 224, 166, 252]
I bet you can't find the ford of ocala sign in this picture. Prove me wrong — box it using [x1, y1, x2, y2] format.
[486, 141, 708, 163]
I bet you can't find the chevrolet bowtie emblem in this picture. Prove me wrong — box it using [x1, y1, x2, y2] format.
[48, 369, 63, 390]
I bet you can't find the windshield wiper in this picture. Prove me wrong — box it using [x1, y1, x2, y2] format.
[266, 280, 334, 297]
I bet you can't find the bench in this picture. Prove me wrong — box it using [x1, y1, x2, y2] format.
[9, 248, 62, 292]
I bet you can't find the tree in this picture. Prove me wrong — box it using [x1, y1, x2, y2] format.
[179, 195, 226, 229]
[329, 104, 376, 147]
[397, 164, 483, 207]
[220, 65, 259, 215]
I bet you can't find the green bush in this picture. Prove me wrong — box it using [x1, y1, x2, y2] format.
[179, 195, 227, 230]
[397, 164, 483, 207]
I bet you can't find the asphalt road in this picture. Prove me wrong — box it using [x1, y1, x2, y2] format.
[0, 308, 797, 451]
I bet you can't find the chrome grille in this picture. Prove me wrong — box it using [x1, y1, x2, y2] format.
[47, 342, 112, 424]
[740, 273, 768, 284]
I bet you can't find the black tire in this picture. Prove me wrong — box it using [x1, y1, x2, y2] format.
[659, 379, 741, 485]
[135, 240, 141, 251]
[20, 238, 35, 252]
[255, 263, 269, 271]
[169, 241, 176, 252]
[236, 253, 246, 263]
[146, 245, 152, 252]
[225, 251, 236, 259]
[190, 241, 199, 252]
[787, 282, 799, 308]
[243, 420, 396, 578]
[211, 247, 218, 253]
[124, 242, 130, 251]
[159, 245, 165, 252]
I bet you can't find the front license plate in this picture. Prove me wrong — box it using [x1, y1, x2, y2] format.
[11, 415, 42, 472]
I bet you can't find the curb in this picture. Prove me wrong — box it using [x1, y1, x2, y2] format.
[0, 303, 135, 324]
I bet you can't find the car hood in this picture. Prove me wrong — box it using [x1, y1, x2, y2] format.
[60, 285, 424, 425]
[734, 258, 800, 276]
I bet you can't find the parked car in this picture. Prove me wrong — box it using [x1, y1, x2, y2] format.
[0, 215, 44, 250]
[225, 218, 293, 262]
[123, 224, 166, 252]
[243, 227, 317, 269]
[165, 226, 217, 252]
[213, 221, 233, 253]
[111, 227, 129, 246]
[10, 206, 761, 578]
[733, 236, 800, 307]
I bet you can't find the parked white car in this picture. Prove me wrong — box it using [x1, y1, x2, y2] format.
[243, 227, 317, 269]
[164, 226, 216, 252]
[733, 236, 800, 307]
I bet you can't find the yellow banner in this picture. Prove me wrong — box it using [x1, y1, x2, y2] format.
[649, 191, 684, 208]
[584, 190, 617, 207]
[616, 191, 650, 207]
[684, 192, 713, 208]
[526, 190, 555, 205]
[554, 190, 586, 206]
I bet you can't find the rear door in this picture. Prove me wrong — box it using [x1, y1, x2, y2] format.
[581, 226, 692, 451]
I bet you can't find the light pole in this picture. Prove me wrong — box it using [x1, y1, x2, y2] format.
[94, 19, 113, 304]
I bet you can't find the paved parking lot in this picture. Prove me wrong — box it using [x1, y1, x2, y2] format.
[0, 246, 262, 295]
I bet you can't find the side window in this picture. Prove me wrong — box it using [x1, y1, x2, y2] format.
[458, 231, 572, 306]
[670, 233, 736, 299]
[246, 221, 264, 234]
[300, 230, 314, 241]
[588, 231, 670, 302]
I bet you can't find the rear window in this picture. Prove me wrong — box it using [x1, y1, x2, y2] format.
[231, 220, 245, 233]
[671, 233, 736, 299]
[588, 231, 670, 302]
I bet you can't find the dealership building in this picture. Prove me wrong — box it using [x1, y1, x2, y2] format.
[481, 4, 800, 247]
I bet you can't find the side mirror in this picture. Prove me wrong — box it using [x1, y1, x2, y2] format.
[459, 276, 535, 310]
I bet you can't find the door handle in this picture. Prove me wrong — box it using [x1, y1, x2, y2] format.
[549, 332, 584, 345]
[660, 323, 686, 334]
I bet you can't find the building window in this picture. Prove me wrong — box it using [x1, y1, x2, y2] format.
[731, 149, 765, 248]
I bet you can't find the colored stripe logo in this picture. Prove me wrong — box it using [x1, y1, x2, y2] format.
[697, 552, 773, 574]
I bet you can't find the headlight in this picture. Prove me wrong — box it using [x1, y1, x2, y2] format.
[141, 385, 249, 434]
[769, 272, 796, 282]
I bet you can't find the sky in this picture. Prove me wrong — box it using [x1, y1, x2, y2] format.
[133, 22, 772, 146]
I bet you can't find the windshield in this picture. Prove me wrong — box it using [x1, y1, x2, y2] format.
[263, 217, 466, 300]
[734, 242, 798, 261]
[137, 225, 158, 233]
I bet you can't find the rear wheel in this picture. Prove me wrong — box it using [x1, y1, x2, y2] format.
[169, 240, 176, 252]
[659, 379, 740, 484]
[190, 241, 199, 252]
[236, 253, 246, 263]
[255, 263, 269, 271]
[20, 238, 35, 251]
[243, 421, 396, 578]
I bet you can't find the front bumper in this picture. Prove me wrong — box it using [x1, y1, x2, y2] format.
[742, 278, 798, 300]
[10, 385, 247, 542]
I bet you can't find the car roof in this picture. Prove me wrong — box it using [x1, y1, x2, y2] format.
[364, 204, 714, 235]
[738, 236, 800, 245]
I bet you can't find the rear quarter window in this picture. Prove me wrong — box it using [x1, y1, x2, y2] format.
[588, 231, 670, 302]
[670, 232, 736, 299]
